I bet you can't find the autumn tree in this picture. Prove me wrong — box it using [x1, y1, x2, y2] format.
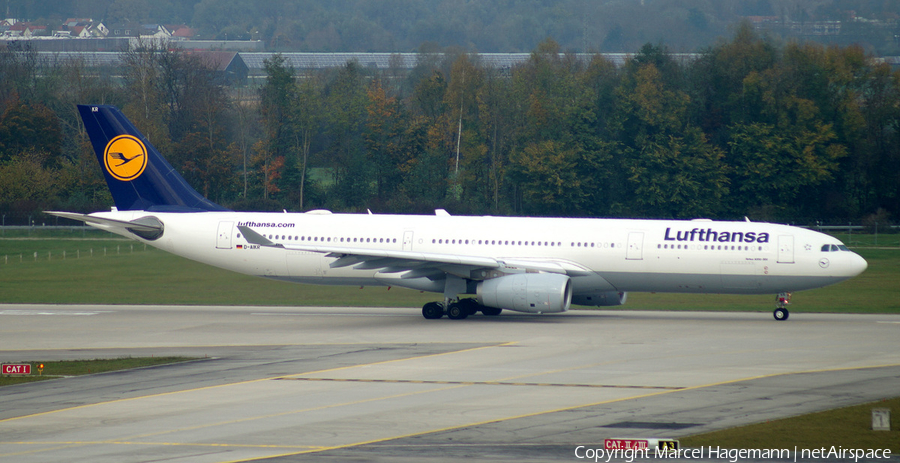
[257, 54, 296, 201]
[0, 102, 62, 166]
[290, 77, 323, 210]
[689, 21, 779, 144]
[365, 79, 407, 204]
[0, 42, 38, 106]
[321, 60, 371, 209]
[615, 58, 728, 218]
[120, 41, 171, 154]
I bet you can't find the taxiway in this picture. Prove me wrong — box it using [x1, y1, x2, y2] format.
[1, 305, 898, 462]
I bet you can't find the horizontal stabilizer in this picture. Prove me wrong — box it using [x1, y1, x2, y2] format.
[45, 211, 164, 240]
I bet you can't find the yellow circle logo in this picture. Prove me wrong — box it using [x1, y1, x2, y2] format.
[104, 135, 147, 181]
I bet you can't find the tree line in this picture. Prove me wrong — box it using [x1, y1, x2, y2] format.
[1, 23, 898, 227]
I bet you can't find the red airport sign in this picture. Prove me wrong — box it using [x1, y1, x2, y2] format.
[2, 364, 32, 375]
[604, 439, 649, 450]
[604, 438, 679, 451]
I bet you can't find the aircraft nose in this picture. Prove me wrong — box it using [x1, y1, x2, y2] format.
[848, 252, 868, 277]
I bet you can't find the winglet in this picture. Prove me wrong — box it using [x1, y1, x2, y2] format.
[237, 226, 280, 247]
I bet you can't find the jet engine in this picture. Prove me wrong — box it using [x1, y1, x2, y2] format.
[572, 291, 627, 307]
[477, 273, 572, 314]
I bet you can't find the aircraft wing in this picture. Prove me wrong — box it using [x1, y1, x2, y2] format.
[238, 225, 590, 279]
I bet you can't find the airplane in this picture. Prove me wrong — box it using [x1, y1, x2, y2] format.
[48, 105, 868, 321]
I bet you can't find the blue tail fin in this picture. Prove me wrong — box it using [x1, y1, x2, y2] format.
[79, 104, 228, 212]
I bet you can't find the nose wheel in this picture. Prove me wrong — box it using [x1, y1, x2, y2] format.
[773, 292, 791, 321]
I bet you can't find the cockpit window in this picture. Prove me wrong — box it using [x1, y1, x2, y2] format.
[822, 244, 851, 252]
[838, 245, 850, 251]
[821, 245, 831, 252]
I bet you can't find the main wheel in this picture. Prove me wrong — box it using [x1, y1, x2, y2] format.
[459, 298, 481, 316]
[481, 307, 502, 316]
[446, 302, 469, 320]
[422, 302, 444, 319]
[773, 308, 789, 321]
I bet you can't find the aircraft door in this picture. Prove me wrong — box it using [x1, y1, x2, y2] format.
[216, 221, 233, 249]
[777, 235, 794, 263]
[403, 230, 414, 251]
[626, 232, 644, 260]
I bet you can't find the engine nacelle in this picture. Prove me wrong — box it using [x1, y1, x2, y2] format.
[572, 291, 627, 307]
[477, 273, 573, 314]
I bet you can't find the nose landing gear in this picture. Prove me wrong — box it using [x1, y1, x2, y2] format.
[773, 292, 791, 321]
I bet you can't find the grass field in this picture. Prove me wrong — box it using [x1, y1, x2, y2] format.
[682, 396, 900, 452]
[0, 357, 194, 387]
[1, 228, 898, 312]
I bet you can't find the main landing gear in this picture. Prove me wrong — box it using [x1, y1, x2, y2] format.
[773, 292, 792, 321]
[421, 298, 503, 320]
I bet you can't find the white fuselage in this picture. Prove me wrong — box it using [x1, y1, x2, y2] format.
[89, 210, 868, 299]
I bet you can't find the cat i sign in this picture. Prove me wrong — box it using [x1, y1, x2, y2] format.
[2, 364, 32, 375]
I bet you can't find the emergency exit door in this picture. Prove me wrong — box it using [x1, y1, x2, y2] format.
[216, 221, 233, 249]
[402, 230, 414, 251]
[626, 232, 644, 260]
[777, 235, 794, 263]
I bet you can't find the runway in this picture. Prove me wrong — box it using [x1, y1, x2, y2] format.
[1, 304, 898, 462]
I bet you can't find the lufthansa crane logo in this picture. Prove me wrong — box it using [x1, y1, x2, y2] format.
[104, 135, 147, 181]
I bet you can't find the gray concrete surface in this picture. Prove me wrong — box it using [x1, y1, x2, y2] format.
[0, 305, 898, 462]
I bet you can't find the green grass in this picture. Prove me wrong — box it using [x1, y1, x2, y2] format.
[1, 231, 898, 312]
[0, 357, 194, 387]
[682, 397, 900, 452]
[0, 240, 435, 306]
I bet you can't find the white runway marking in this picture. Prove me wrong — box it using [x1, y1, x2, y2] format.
[0, 310, 110, 316]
